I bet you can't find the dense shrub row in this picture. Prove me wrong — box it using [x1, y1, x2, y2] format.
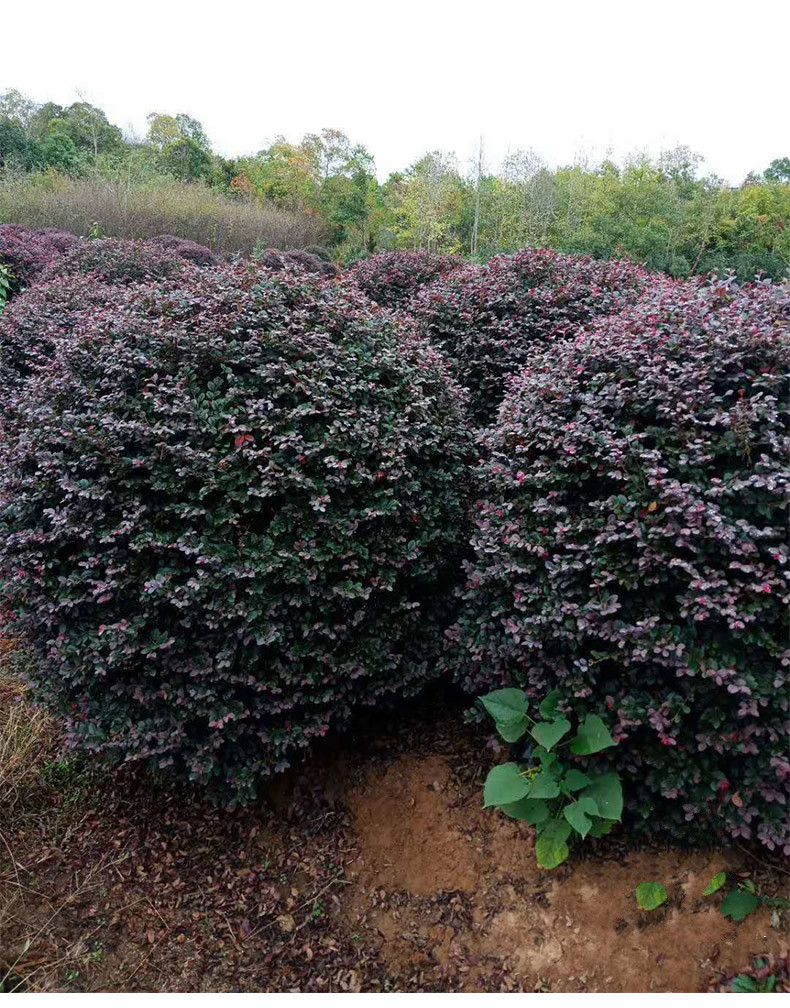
[1, 241, 787, 851]
[348, 251, 464, 308]
[407, 248, 650, 423]
[0, 263, 472, 803]
[446, 276, 790, 850]
[0, 233, 219, 386]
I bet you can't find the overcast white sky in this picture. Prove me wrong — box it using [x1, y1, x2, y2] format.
[3, 0, 789, 184]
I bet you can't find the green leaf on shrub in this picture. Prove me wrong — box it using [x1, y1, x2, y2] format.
[538, 689, 562, 720]
[569, 715, 616, 755]
[721, 887, 759, 922]
[533, 746, 558, 768]
[703, 872, 727, 896]
[563, 769, 590, 791]
[535, 820, 572, 869]
[635, 881, 667, 910]
[496, 716, 528, 742]
[580, 773, 623, 820]
[530, 717, 571, 752]
[499, 797, 549, 824]
[483, 762, 529, 807]
[588, 818, 614, 837]
[563, 796, 600, 838]
[527, 769, 561, 799]
[480, 689, 528, 724]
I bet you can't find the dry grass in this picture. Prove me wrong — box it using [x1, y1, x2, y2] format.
[0, 641, 54, 813]
[0, 172, 327, 255]
[0, 638, 126, 993]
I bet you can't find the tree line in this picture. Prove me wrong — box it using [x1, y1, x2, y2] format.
[1, 88, 788, 278]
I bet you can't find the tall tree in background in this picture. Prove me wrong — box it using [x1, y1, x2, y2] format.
[470, 136, 485, 259]
[386, 152, 467, 253]
[764, 157, 790, 183]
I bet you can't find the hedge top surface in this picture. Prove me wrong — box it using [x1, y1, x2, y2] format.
[348, 250, 465, 308]
[39, 236, 192, 286]
[0, 262, 473, 802]
[448, 274, 790, 851]
[0, 223, 78, 292]
[146, 234, 222, 267]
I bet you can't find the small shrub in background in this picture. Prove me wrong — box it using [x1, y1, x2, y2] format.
[446, 275, 790, 851]
[0, 264, 473, 803]
[407, 248, 650, 424]
[253, 247, 338, 277]
[146, 234, 221, 267]
[0, 223, 78, 295]
[348, 251, 465, 308]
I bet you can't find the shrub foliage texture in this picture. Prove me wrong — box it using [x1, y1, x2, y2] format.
[254, 248, 338, 278]
[408, 248, 650, 424]
[0, 273, 121, 385]
[0, 223, 77, 295]
[348, 250, 464, 308]
[39, 236, 195, 286]
[0, 264, 472, 801]
[446, 276, 790, 850]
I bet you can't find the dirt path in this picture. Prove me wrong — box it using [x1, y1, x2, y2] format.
[2, 699, 787, 992]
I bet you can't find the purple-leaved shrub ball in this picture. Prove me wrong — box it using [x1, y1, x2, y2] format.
[447, 275, 790, 851]
[0, 263, 473, 803]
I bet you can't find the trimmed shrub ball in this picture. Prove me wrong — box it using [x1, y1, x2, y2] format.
[408, 248, 650, 424]
[254, 248, 338, 277]
[146, 234, 221, 267]
[446, 275, 790, 851]
[0, 223, 78, 295]
[0, 264, 473, 803]
[0, 272, 122, 387]
[40, 237, 189, 286]
[302, 245, 334, 263]
[348, 250, 464, 308]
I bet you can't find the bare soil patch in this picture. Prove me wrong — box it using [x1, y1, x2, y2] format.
[1, 684, 787, 992]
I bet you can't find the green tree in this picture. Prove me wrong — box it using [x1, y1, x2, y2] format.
[0, 88, 37, 127]
[159, 137, 213, 182]
[0, 118, 39, 169]
[175, 114, 210, 149]
[145, 113, 184, 150]
[764, 157, 790, 183]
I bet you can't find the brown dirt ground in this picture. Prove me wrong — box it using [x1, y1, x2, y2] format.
[1, 690, 788, 993]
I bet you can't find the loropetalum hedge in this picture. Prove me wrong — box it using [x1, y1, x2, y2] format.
[446, 276, 790, 851]
[407, 248, 650, 424]
[348, 251, 465, 308]
[0, 223, 78, 295]
[40, 236, 191, 286]
[0, 263, 472, 802]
